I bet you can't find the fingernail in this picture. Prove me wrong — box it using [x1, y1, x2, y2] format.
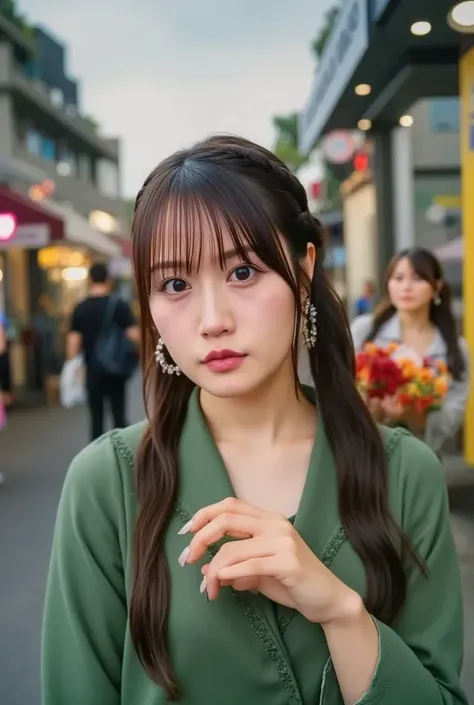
[178, 519, 194, 535]
[178, 546, 190, 567]
[199, 576, 207, 594]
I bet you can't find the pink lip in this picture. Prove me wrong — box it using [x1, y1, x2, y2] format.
[202, 349, 246, 373]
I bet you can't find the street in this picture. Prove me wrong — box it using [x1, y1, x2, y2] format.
[1, 375, 474, 704]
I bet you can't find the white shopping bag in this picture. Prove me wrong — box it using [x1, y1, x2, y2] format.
[60, 355, 86, 408]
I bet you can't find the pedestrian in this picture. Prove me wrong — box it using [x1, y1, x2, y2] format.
[42, 136, 467, 705]
[351, 247, 469, 456]
[354, 279, 376, 317]
[66, 262, 139, 441]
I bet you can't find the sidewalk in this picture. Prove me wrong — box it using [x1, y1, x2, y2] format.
[0, 378, 473, 704]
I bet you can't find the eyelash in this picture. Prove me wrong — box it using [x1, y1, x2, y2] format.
[158, 264, 261, 294]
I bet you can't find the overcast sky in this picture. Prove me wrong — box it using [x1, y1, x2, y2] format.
[18, 0, 333, 196]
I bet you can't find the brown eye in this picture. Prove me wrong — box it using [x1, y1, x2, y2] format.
[163, 279, 188, 294]
[229, 265, 257, 282]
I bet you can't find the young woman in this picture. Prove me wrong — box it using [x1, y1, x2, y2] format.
[42, 137, 467, 705]
[351, 248, 469, 454]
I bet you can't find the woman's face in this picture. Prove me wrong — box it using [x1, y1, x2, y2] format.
[387, 257, 436, 313]
[149, 228, 314, 398]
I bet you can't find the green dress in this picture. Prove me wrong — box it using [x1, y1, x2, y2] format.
[42, 388, 468, 704]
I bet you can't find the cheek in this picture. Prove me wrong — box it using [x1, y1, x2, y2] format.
[387, 280, 398, 301]
[416, 284, 434, 303]
[149, 295, 183, 343]
[245, 277, 296, 344]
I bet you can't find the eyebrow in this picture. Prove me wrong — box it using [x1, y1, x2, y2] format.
[150, 246, 255, 273]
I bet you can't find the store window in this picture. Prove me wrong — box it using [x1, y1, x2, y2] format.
[97, 159, 120, 198]
[25, 129, 42, 156]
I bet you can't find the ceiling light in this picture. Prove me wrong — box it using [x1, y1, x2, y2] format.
[448, 2, 474, 33]
[354, 83, 371, 96]
[399, 115, 414, 127]
[410, 21, 432, 36]
[357, 119, 372, 131]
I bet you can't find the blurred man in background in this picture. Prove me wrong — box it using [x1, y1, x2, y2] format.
[67, 263, 139, 441]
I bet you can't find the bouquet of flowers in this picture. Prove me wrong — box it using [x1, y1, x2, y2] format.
[356, 343, 450, 414]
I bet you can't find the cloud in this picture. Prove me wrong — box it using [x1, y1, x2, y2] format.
[18, 0, 332, 194]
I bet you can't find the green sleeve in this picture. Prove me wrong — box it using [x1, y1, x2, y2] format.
[41, 434, 128, 705]
[357, 434, 468, 705]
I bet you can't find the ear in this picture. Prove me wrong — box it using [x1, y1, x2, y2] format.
[436, 279, 444, 294]
[301, 242, 316, 282]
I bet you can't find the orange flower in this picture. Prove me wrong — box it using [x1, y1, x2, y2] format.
[436, 361, 448, 375]
[357, 367, 370, 385]
[434, 376, 449, 396]
[417, 368, 435, 383]
[399, 359, 417, 379]
[364, 342, 378, 355]
[385, 343, 399, 355]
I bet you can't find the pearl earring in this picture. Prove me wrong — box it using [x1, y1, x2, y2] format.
[154, 338, 181, 375]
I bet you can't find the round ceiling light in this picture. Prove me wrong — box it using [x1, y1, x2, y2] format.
[399, 115, 414, 127]
[448, 1, 474, 33]
[357, 119, 372, 131]
[354, 83, 372, 96]
[410, 21, 432, 36]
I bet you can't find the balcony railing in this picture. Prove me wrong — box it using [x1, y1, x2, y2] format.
[6, 67, 118, 160]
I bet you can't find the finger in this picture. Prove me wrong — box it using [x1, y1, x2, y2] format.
[205, 537, 280, 600]
[181, 497, 281, 535]
[185, 514, 281, 564]
[217, 555, 287, 583]
[201, 563, 260, 593]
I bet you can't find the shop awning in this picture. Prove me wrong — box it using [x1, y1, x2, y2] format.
[0, 183, 64, 242]
[42, 199, 121, 258]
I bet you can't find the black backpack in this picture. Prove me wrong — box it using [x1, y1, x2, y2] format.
[94, 297, 139, 379]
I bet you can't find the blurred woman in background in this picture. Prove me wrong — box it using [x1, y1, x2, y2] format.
[351, 247, 469, 455]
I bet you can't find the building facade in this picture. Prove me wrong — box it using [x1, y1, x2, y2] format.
[0, 14, 128, 402]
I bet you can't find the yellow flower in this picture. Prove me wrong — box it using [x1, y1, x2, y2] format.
[406, 382, 420, 398]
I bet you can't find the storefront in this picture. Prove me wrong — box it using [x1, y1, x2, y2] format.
[299, 0, 474, 461]
[0, 185, 121, 402]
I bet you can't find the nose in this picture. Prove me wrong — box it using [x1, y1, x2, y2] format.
[198, 286, 235, 339]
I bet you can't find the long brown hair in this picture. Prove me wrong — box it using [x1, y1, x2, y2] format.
[367, 247, 465, 379]
[130, 136, 419, 699]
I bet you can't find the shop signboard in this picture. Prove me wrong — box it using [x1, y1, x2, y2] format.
[0, 223, 49, 249]
[299, 0, 369, 155]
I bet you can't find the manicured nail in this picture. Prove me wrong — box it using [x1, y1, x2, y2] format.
[199, 576, 207, 595]
[178, 546, 190, 567]
[178, 519, 194, 535]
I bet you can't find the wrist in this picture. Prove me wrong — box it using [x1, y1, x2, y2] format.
[320, 587, 366, 630]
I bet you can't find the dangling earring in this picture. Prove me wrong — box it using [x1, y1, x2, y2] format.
[302, 298, 317, 349]
[433, 293, 441, 306]
[154, 338, 181, 375]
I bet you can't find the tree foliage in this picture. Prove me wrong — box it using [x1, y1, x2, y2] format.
[311, 5, 340, 59]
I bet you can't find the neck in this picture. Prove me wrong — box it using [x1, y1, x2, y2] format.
[89, 284, 109, 297]
[397, 308, 432, 333]
[199, 358, 316, 445]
